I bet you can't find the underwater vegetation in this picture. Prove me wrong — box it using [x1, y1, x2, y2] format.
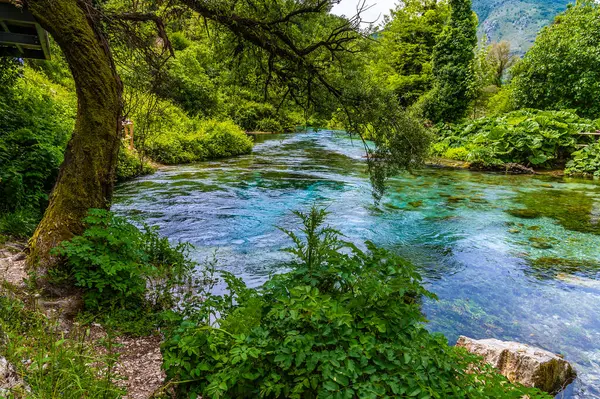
[528, 257, 600, 279]
[509, 190, 600, 234]
[506, 208, 542, 219]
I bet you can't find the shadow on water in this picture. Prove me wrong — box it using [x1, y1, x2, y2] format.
[114, 132, 600, 398]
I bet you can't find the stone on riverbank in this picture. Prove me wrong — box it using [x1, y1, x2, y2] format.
[456, 336, 576, 394]
[0, 356, 29, 395]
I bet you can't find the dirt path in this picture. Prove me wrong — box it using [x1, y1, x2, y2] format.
[0, 242, 166, 399]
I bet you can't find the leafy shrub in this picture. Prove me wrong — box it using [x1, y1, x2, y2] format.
[145, 119, 252, 165]
[154, 43, 222, 117]
[198, 119, 253, 158]
[443, 146, 469, 161]
[53, 209, 194, 315]
[161, 208, 550, 399]
[486, 86, 515, 116]
[0, 66, 75, 214]
[231, 100, 277, 131]
[0, 66, 75, 236]
[0, 290, 124, 398]
[565, 141, 600, 177]
[255, 117, 283, 133]
[433, 109, 598, 168]
[511, 1, 600, 118]
[146, 134, 196, 165]
[116, 145, 156, 182]
[0, 209, 39, 239]
[170, 31, 192, 51]
[0, 128, 65, 213]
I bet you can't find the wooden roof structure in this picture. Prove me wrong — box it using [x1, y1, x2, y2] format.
[0, 0, 50, 59]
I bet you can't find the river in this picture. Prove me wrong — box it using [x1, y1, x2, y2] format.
[114, 131, 600, 398]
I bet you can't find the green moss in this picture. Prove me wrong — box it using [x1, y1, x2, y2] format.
[529, 237, 555, 249]
[408, 200, 424, 208]
[506, 208, 542, 219]
[447, 196, 467, 204]
[470, 197, 490, 204]
[529, 256, 600, 278]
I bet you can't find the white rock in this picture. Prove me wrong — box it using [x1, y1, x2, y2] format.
[456, 336, 576, 394]
[0, 356, 29, 394]
[556, 273, 600, 290]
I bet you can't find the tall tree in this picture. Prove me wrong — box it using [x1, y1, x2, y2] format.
[23, 0, 429, 277]
[371, 0, 449, 108]
[26, 0, 123, 274]
[512, 0, 600, 118]
[421, 0, 477, 123]
[487, 41, 517, 87]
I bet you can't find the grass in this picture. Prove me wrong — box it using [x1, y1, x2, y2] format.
[0, 284, 125, 398]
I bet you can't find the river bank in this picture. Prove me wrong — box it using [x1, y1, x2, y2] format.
[114, 131, 600, 398]
[0, 243, 165, 399]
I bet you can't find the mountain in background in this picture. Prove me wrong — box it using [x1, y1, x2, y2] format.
[472, 0, 572, 54]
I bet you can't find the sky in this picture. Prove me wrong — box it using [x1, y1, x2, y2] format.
[331, 0, 398, 25]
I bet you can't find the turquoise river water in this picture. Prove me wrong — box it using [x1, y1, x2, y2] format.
[114, 132, 600, 398]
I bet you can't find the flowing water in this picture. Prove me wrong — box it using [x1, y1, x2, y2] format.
[114, 132, 600, 398]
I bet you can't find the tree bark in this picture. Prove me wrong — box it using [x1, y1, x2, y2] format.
[25, 0, 123, 275]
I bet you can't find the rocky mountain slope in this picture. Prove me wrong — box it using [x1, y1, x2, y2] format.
[472, 0, 572, 54]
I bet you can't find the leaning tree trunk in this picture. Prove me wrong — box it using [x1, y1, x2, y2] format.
[26, 0, 123, 276]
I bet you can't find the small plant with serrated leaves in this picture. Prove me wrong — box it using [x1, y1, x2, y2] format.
[161, 207, 551, 399]
[53, 209, 195, 334]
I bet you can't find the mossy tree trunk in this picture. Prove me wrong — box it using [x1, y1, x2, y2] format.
[26, 0, 123, 275]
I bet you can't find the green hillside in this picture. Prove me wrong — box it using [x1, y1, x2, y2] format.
[472, 0, 572, 53]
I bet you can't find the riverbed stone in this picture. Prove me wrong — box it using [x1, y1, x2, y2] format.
[456, 336, 576, 394]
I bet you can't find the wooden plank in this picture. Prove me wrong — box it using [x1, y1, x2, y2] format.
[0, 19, 23, 54]
[0, 31, 39, 46]
[33, 22, 49, 59]
[0, 3, 36, 23]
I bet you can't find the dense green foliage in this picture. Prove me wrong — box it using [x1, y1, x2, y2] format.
[0, 68, 74, 215]
[0, 290, 124, 398]
[1, 0, 596, 395]
[53, 209, 195, 333]
[0, 45, 255, 236]
[146, 119, 253, 165]
[565, 142, 600, 177]
[421, 0, 478, 122]
[512, 1, 600, 118]
[370, 1, 449, 108]
[116, 145, 156, 182]
[432, 109, 599, 168]
[161, 208, 549, 399]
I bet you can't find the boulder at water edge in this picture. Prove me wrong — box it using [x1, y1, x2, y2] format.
[456, 336, 576, 394]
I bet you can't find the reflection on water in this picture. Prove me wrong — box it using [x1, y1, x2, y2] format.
[114, 132, 600, 398]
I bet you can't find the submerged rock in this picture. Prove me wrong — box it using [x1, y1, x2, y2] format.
[407, 200, 423, 208]
[456, 336, 576, 394]
[503, 163, 536, 174]
[506, 208, 542, 219]
[512, 189, 600, 235]
[530, 257, 600, 276]
[556, 273, 600, 289]
[529, 237, 555, 249]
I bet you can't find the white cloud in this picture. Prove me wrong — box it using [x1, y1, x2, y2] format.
[331, 0, 398, 25]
